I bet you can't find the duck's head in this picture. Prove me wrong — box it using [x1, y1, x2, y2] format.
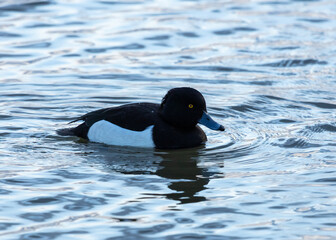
[159, 87, 225, 131]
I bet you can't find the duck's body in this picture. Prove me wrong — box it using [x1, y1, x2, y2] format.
[57, 87, 224, 149]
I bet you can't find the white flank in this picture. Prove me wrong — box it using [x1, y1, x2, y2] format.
[87, 120, 155, 148]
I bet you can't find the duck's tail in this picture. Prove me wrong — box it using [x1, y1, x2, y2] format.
[56, 127, 76, 136]
[56, 122, 89, 139]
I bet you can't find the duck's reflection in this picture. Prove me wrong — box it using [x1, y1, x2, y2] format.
[88, 144, 212, 204]
[155, 149, 209, 204]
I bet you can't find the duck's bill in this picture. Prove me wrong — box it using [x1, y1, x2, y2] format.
[198, 112, 225, 131]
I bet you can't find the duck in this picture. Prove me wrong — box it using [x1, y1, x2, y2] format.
[57, 87, 224, 149]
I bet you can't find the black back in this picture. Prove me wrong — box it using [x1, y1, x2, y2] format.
[70, 103, 159, 139]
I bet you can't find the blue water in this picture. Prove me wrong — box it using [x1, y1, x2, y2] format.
[0, 0, 336, 239]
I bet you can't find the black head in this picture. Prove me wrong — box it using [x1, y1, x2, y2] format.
[159, 87, 206, 129]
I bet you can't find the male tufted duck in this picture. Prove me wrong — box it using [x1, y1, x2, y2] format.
[57, 87, 224, 149]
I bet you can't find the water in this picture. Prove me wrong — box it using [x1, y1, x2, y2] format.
[0, 0, 336, 239]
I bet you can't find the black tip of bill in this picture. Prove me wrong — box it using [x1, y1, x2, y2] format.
[198, 112, 225, 131]
[218, 124, 225, 131]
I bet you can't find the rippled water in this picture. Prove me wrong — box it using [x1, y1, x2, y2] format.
[1, 0, 336, 239]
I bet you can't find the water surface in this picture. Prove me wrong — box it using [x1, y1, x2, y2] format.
[0, 0, 336, 239]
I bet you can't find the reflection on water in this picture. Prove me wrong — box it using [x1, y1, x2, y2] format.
[157, 150, 210, 204]
[84, 145, 211, 204]
[0, 0, 336, 239]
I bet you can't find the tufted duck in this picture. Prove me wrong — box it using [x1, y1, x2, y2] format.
[57, 87, 224, 149]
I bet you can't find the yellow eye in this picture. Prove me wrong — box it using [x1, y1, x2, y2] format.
[188, 104, 194, 109]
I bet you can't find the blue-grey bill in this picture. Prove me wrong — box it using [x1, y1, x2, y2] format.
[198, 112, 225, 131]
